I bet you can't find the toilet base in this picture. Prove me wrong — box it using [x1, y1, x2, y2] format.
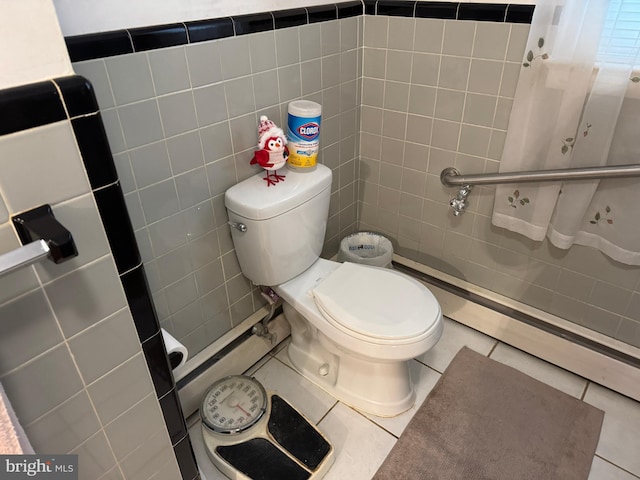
[286, 329, 416, 418]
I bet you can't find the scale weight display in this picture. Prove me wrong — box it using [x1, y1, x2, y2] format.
[201, 375, 334, 480]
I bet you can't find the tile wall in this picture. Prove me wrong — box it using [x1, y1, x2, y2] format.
[64, 0, 640, 351]
[72, 6, 363, 358]
[0, 79, 186, 479]
[358, 5, 640, 348]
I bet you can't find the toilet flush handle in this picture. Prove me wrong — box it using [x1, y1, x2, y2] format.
[228, 221, 247, 233]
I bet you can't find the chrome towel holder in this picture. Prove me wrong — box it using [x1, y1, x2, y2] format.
[0, 204, 78, 278]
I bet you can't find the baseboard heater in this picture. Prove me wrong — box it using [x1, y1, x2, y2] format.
[393, 254, 640, 402]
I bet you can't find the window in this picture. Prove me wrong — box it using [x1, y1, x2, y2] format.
[597, 0, 640, 65]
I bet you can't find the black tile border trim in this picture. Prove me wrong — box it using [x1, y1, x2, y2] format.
[53, 76, 99, 118]
[121, 265, 161, 343]
[233, 12, 275, 35]
[94, 183, 140, 273]
[129, 23, 189, 51]
[415, 1, 458, 19]
[506, 4, 535, 23]
[174, 436, 199, 480]
[160, 388, 189, 445]
[273, 8, 308, 29]
[0, 81, 65, 136]
[377, 0, 416, 17]
[65, 30, 133, 63]
[70, 114, 118, 189]
[143, 331, 176, 399]
[65, 2, 534, 62]
[186, 18, 234, 43]
[0, 75, 196, 480]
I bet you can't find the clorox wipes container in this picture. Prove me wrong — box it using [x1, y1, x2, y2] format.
[287, 100, 321, 171]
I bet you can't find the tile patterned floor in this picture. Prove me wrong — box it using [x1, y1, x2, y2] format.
[188, 317, 640, 480]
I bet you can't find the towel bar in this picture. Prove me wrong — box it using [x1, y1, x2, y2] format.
[0, 239, 50, 278]
[0, 204, 78, 279]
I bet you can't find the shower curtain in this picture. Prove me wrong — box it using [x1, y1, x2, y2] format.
[492, 0, 640, 265]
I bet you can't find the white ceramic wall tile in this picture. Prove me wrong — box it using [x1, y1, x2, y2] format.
[584, 383, 640, 476]
[138, 179, 181, 224]
[158, 90, 199, 137]
[118, 99, 165, 149]
[148, 46, 191, 96]
[1, 343, 85, 424]
[68, 307, 141, 384]
[166, 131, 205, 175]
[70, 431, 118, 476]
[443, 19, 476, 56]
[319, 402, 396, 480]
[103, 393, 166, 461]
[98, 466, 126, 480]
[0, 121, 90, 213]
[218, 36, 252, 80]
[146, 456, 183, 480]
[0, 289, 63, 376]
[416, 317, 497, 372]
[276, 27, 300, 67]
[186, 41, 223, 88]
[87, 352, 154, 425]
[105, 52, 155, 105]
[23, 390, 100, 454]
[129, 141, 173, 189]
[118, 427, 174, 480]
[45, 256, 127, 338]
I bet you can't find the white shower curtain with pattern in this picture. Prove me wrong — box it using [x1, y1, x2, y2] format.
[492, 0, 640, 265]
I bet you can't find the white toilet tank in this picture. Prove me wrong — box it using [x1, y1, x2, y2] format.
[225, 164, 333, 286]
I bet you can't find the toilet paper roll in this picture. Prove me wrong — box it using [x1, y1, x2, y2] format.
[161, 328, 188, 369]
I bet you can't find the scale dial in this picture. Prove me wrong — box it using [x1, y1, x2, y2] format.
[201, 375, 268, 435]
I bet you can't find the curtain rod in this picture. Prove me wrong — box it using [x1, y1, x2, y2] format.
[440, 164, 640, 187]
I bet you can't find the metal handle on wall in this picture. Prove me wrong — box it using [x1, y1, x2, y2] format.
[0, 204, 78, 279]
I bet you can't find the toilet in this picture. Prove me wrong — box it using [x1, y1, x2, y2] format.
[225, 164, 443, 417]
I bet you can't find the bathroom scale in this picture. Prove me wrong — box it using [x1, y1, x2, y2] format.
[200, 375, 334, 480]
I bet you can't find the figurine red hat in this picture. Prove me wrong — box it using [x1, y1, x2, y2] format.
[257, 116, 286, 150]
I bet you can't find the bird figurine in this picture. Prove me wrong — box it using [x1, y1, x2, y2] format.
[250, 115, 289, 186]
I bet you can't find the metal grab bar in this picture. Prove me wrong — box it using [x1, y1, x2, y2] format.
[440, 163, 640, 216]
[440, 163, 640, 187]
[0, 240, 50, 277]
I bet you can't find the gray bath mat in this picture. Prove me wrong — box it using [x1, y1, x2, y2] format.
[373, 347, 604, 480]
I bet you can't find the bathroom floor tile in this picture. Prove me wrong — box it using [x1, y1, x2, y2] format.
[250, 356, 337, 424]
[362, 359, 441, 437]
[319, 403, 397, 480]
[489, 342, 587, 398]
[588, 456, 640, 480]
[584, 383, 640, 476]
[190, 318, 640, 480]
[415, 316, 497, 372]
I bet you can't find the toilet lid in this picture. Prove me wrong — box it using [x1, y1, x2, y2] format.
[311, 262, 439, 340]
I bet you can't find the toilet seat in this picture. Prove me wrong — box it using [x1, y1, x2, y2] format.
[311, 262, 440, 345]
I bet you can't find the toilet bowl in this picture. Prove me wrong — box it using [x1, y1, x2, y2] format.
[225, 163, 443, 417]
[274, 258, 442, 417]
